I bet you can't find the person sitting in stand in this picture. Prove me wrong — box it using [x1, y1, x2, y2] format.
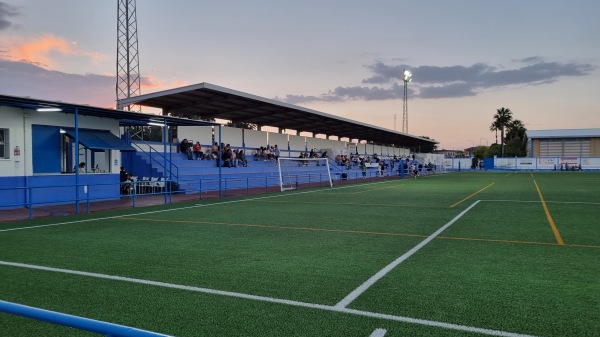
[221, 148, 232, 167]
[230, 148, 239, 167]
[119, 166, 133, 194]
[180, 139, 193, 160]
[237, 149, 248, 167]
[211, 142, 219, 160]
[192, 141, 203, 160]
[263, 146, 271, 161]
[253, 147, 261, 161]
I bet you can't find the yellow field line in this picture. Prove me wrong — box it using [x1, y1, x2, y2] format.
[350, 184, 405, 195]
[530, 172, 565, 245]
[253, 200, 448, 208]
[450, 182, 495, 208]
[123, 217, 599, 249]
[124, 217, 426, 239]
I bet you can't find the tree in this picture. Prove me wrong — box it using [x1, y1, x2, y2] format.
[489, 119, 502, 144]
[484, 143, 502, 158]
[506, 119, 526, 141]
[473, 146, 487, 160]
[491, 107, 513, 157]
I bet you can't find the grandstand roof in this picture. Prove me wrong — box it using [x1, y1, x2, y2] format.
[526, 128, 600, 139]
[0, 94, 219, 127]
[117, 82, 437, 148]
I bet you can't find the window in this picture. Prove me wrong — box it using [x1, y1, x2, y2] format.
[0, 128, 8, 159]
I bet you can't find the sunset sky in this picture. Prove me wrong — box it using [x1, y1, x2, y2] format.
[1, 0, 599, 150]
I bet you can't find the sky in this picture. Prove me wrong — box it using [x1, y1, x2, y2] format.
[1, 0, 599, 150]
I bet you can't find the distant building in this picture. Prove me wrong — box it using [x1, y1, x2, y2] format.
[525, 129, 600, 157]
[433, 149, 465, 158]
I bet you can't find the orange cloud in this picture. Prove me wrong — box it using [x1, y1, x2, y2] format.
[141, 76, 189, 92]
[9, 34, 72, 67]
[1, 34, 110, 68]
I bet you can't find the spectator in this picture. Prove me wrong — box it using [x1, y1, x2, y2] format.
[180, 139, 193, 160]
[360, 159, 367, 179]
[237, 149, 248, 167]
[211, 142, 219, 160]
[119, 166, 133, 194]
[192, 141, 203, 160]
[273, 145, 280, 166]
[253, 147, 261, 161]
[263, 146, 271, 161]
[230, 149, 239, 167]
[221, 148, 232, 167]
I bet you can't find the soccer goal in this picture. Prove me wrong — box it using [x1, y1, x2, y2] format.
[277, 157, 333, 191]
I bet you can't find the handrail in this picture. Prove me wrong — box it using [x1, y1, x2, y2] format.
[131, 141, 179, 181]
[0, 300, 174, 337]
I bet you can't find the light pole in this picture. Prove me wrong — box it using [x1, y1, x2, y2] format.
[467, 139, 474, 157]
[402, 69, 412, 133]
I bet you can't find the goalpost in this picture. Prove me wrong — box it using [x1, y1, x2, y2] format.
[277, 157, 333, 191]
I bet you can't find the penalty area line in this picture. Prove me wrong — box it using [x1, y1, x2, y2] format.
[334, 200, 481, 309]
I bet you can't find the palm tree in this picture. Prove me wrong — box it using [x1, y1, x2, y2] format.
[492, 107, 513, 157]
[489, 120, 502, 144]
[506, 119, 526, 141]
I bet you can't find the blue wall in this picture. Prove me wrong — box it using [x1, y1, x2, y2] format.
[0, 174, 119, 210]
[32, 125, 62, 174]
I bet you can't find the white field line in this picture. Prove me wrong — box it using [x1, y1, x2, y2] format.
[334, 200, 481, 309]
[0, 260, 538, 337]
[479, 199, 600, 205]
[0, 180, 394, 233]
[369, 328, 387, 337]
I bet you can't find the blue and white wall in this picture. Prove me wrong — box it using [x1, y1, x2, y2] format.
[0, 106, 124, 209]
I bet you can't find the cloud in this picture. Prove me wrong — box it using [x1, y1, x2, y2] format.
[0, 2, 19, 30]
[0, 59, 190, 108]
[0, 33, 111, 71]
[0, 59, 115, 107]
[282, 58, 596, 103]
[140, 76, 189, 91]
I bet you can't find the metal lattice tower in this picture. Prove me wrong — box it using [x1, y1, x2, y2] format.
[116, 0, 141, 111]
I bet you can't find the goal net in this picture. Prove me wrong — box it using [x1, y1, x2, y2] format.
[277, 157, 333, 191]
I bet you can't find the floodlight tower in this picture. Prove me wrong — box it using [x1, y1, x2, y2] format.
[402, 69, 412, 133]
[116, 0, 141, 111]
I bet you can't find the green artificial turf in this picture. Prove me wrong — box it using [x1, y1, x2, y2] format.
[1, 171, 599, 336]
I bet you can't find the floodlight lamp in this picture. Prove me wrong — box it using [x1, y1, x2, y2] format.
[403, 70, 412, 82]
[147, 122, 165, 127]
[37, 107, 62, 112]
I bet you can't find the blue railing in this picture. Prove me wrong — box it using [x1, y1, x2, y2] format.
[0, 180, 175, 219]
[131, 141, 179, 181]
[0, 300, 173, 337]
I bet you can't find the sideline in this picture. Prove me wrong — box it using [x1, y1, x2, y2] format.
[0, 181, 388, 233]
[0, 259, 537, 337]
[334, 200, 481, 309]
[530, 173, 564, 245]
